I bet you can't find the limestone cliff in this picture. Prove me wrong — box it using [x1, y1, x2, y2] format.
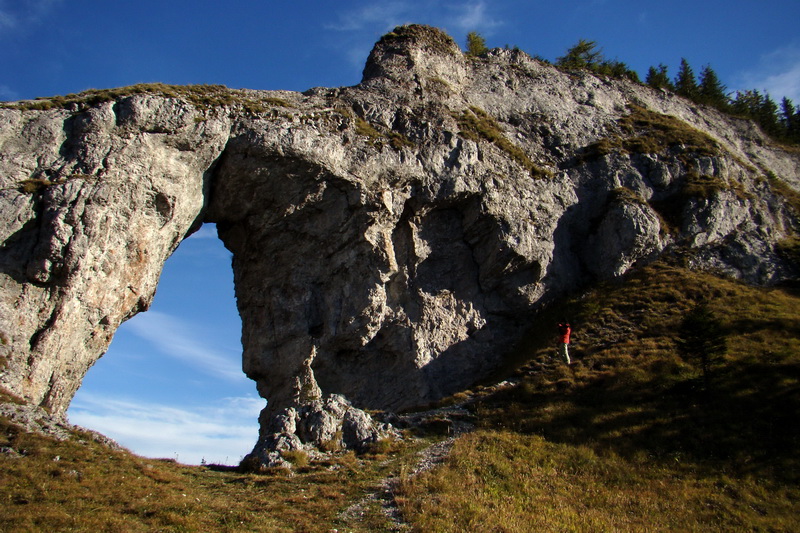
[0, 25, 797, 461]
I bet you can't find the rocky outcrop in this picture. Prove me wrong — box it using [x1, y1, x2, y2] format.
[0, 25, 797, 461]
[0, 95, 231, 417]
[245, 393, 398, 468]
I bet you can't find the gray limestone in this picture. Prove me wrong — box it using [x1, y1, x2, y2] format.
[0, 25, 797, 462]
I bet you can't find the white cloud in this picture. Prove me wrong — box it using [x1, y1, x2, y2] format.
[125, 311, 245, 383]
[69, 393, 264, 465]
[0, 9, 14, 31]
[735, 43, 800, 103]
[326, 1, 501, 34]
[0, 0, 61, 35]
[324, 0, 503, 72]
[451, 1, 501, 34]
[0, 84, 17, 101]
[326, 1, 411, 32]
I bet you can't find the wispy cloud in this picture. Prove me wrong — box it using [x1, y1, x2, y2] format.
[327, 1, 501, 34]
[69, 393, 264, 465]
[325, 1, 411, 32]
[735, 43, 800, 102]
[0, 0, 62, 35]
[0, 10, 14, 32]
[126, 311, 244, 383]
[324, 0, 503, 72]
[0, 84, 17, 102]
[450, 1, 501, 34]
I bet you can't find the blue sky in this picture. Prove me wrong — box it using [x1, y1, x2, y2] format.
[3, 1, 799, 464]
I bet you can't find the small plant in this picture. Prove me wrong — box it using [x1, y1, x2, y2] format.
[776, 236, 800, 268]
[262, 97, 293, 108]
[388, 131, 414, 149]
[365, 436, 400, 456]
[18, 177, 66, 193]
[609, 187, 648, 206]
[425, 77, 451, 97]
[582, 105, 720, 162]
[319, 430, 343, 453]
[353, 116, 415, 151]
[280, 449, 310, 468]
[354, 117, 383, 141]
[767, 171, 800, 215]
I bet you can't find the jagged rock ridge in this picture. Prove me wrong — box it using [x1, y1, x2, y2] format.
[0, 25, 797, 461]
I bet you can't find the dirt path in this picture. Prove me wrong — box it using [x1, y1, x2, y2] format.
[337, 401, 490, 531]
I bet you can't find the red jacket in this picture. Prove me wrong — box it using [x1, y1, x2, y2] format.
[558, 324, 571, 344]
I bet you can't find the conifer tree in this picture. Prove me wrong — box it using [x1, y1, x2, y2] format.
[758, 93, 781, 136]
[674, 58, 698, 100]
[698, 65, 728, 110]
[596, 59, 640, 82]
[780, 97, 800, 141]
[780, 97, 794, 127]
[646, 64, 674, 90]
[556, 39, 603, 70]
[731, 89, 762, 118]
[678, 302, 727, 394]
[465, 31, 488, 57]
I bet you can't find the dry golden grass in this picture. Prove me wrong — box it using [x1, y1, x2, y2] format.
[0, 411, 424, 532]
[455, 106, 551, 178]
[0, 83, 291, 115]
[400, 431, 799, 533]
[2, 262, 798, 531]
[399, 262, 800, 531]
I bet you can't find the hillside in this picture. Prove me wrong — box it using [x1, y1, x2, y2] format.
[2, 261, 798, 531]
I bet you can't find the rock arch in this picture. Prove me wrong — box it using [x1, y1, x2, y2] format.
[1, 25, 797, 463]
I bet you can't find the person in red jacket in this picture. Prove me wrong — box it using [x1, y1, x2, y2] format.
[557, 322, 572, 364]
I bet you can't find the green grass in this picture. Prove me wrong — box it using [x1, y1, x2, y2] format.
[584, 105, 720, 160]
[456, 106, 551, 178]
[352, 116, 415, 151]
[399, 430, 799, 532]
[399, 262, 800, 531]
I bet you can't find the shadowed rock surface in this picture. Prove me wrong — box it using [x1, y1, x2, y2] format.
[0, 25, 797, 461]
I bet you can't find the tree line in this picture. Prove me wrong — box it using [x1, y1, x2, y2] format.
[643, 57, 800, 144]
[466, 33, 800, 145]
[557, 39, 800, 144]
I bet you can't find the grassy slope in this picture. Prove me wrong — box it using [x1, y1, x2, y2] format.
[398, 262, 800, 531]
[0, 402, 419, 532]
[2, 262, 799, 531]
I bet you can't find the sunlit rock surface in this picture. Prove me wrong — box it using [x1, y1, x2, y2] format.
[0, 25, 797, 459]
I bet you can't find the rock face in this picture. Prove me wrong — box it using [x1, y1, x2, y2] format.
[0, 25, 797, 459]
